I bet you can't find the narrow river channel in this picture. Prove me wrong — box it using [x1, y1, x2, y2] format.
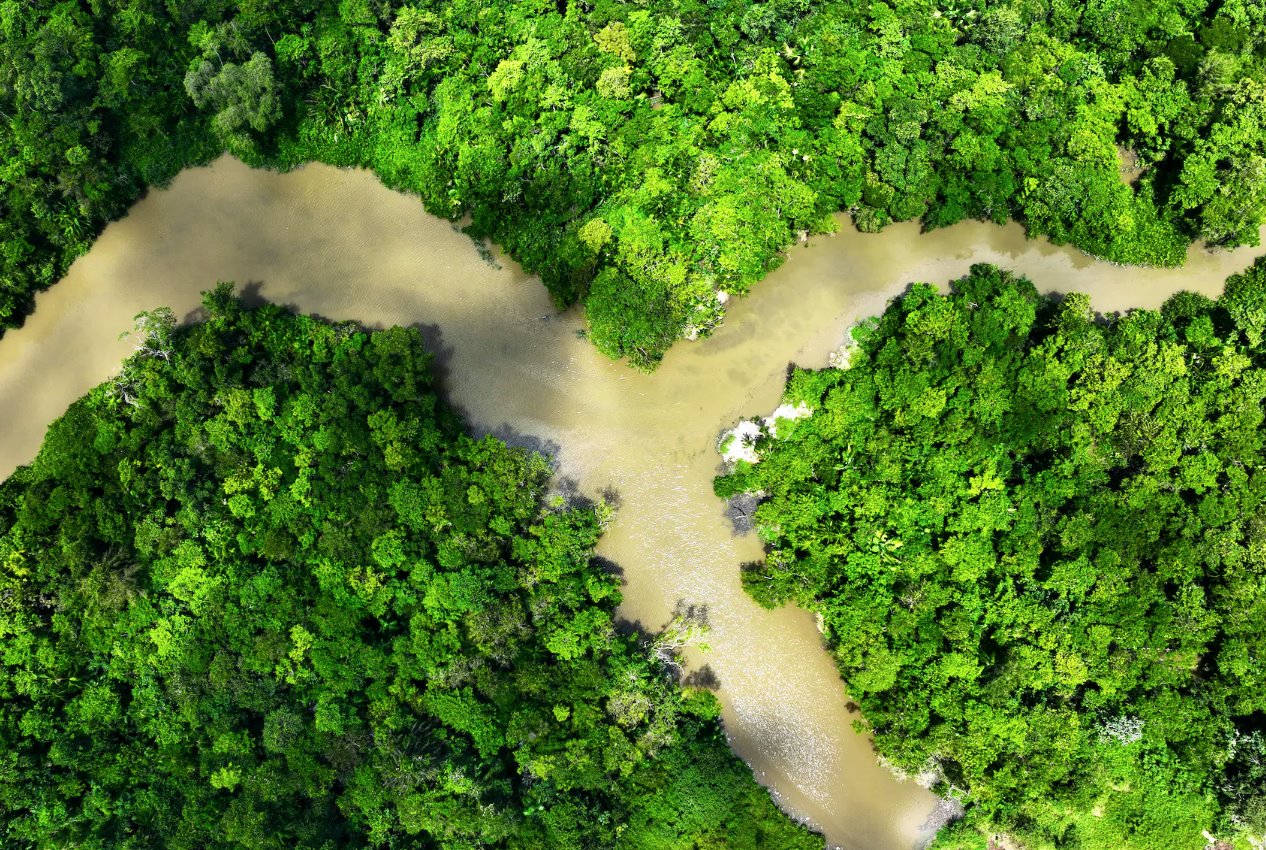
[3, 156, 1265, 849]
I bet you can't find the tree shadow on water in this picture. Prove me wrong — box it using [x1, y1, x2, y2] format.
[235, 280, 274, 310]
[591, 555, 625, 585]
[725, 492, 761, 536]
[683, 665, 721, 690]
[614, 616, 655, 645]
[408, 320, 455, 397]
[486, 423, 561, 463]
[598, 484, 623, 511]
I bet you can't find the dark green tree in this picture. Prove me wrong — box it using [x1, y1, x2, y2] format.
[185, 52, 282, 147]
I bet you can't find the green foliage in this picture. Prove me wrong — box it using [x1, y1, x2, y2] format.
[720, 261, 1266, 848]
[3, 1, 1266, 365]
[0, 288, 818, 850]
[184, 52, 282, 149]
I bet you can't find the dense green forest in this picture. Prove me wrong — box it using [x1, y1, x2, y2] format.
[716, 260, 1266, 849]
[4, 0, 1266, 367]
[0, 287, 821, 850]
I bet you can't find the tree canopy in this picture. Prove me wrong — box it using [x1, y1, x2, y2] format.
[0, 287, 819, 850]
[717, 261, 1266, 849]
[4, 1, 1266, 366]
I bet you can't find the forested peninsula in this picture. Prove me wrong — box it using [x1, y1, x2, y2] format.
[718, 259, 1266, 849]
[0, 288, 820, 850]
[5, 0, 1266, 367]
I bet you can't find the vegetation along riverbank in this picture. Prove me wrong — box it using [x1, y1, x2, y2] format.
[0, 288, 821, 850]
[5, 1, 1266, 366]
[718, 259, 1266, 849]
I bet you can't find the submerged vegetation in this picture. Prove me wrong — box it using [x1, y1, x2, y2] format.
[0, 288, 820, 850]
[5, 1, 1266, 366]
[717, 260, 1266, 849]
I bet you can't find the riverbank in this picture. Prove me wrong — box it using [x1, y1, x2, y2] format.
[3, 156, 1266, 848]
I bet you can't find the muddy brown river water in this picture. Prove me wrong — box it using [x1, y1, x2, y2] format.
[3, 156, 1266, 849]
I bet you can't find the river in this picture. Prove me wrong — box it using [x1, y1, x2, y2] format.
[2, 156, 1265, 849]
